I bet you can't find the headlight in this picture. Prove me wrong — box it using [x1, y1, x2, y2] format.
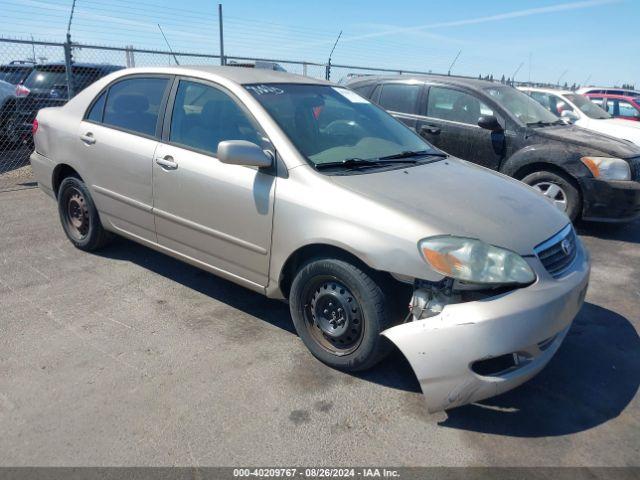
[581, 156, 630, 180]
[419, 236, 536, 285]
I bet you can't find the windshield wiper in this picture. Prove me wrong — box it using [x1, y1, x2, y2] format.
[315, 158, 397, 170]
[378, 150, 447, 160]
[526, 120, 564, 127]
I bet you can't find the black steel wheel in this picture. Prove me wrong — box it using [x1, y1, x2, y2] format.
[289, 258, 396, 372]
[57, 176, 113, 251]
[303, 276, 365, 356]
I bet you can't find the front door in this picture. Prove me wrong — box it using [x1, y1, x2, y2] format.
[417, 86, 504, 170]
[152, 78, 275, 289]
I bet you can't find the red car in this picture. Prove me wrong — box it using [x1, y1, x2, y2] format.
[585, 93, 640, 122]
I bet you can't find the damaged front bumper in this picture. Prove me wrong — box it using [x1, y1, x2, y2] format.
[382, 242, 590, 413]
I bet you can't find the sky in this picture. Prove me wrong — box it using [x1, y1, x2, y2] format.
[1, 0, 638, 87]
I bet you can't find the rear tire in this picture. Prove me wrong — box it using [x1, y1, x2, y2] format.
[522, 170, 581, 222]
[289, 258, 396, 372]
[57, 176, 113, 251]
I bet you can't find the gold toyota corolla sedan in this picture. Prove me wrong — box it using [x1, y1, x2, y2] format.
[30, 67, 590, 412]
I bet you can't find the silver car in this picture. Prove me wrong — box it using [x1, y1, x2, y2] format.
[30, 67, 590, 413]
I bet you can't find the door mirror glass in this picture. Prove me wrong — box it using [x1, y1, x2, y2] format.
[477, 115, 503, 132]
[561, 110, 579, 123]
[217, 140, 273, 168]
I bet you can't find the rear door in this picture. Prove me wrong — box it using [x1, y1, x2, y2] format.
[416, 85, 503, 169]
[152, 77, 276, 289]
[374, 81, 423, 130]
[76, 74, 171, 242]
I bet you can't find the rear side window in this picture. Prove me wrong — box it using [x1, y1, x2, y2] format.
[377, 83, 421, 114]
[351, 84, 375, 98]
[86, 91, 106, 122]
[103, 77, 168, 137]
[427, 86, 493, 124]
[618, 101, 640, 118]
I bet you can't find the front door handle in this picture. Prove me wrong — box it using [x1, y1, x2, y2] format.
[155, 155, 178, 170]
[80, 133, 96, 145]
[420, 124, 441, 135]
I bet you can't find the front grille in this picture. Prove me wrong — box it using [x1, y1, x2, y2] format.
[535, 225, 578, 279]
[629, 157, 640, 181]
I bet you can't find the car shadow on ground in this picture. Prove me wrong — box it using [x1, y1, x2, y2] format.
[97, 238, 638, 436]
[577, 218, 640, 244]
[440, 302, 639, 437]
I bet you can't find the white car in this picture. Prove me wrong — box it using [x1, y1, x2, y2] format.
[519, 87, 640, 146]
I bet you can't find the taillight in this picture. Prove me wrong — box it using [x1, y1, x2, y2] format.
[15, 84, 30, 97]
[32, 119, 39, 135]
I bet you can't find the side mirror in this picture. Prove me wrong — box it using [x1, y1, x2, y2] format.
[477, 115, 503, 132]
[561, 110, 579, 123]
[217, 140, 273, 168]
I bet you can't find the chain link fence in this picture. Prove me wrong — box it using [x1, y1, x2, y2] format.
[0, 37, 431, 189]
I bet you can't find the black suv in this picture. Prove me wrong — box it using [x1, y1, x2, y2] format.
[347, 75, 640, 223]
[2, 62, 122, 144]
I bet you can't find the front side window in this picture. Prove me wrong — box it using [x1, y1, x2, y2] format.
[618, 101, 640, 118]
[485, 86, 560, 125]
[565, 93, 610, 119]
[245, 83, 438, 166]
[103, 77, 168, 136]
[427, 87, 493, 124]
[377, 83, 421, 114]
[169, 80, 262, 155]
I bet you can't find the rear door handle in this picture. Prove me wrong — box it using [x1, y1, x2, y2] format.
[155, 155, 178, 170]
[80, 133, 96, 144]
[420, 124, 441, 135]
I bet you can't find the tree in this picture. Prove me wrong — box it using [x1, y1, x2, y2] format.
[500, 74, 505, 84]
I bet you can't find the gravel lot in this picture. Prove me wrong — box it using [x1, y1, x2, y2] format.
[0, 181, 638, 466]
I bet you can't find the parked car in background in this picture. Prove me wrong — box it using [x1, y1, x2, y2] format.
[2, 62, 122, 144]
[31, 66, 590, 413]
[347, 75, 640, 222]
[585, 94, 640, 122]
[0, 79, 18, 143]
[227, 60, 287, 71]
[519, 87, 640, 146]
[0, 60, 35, 85]
[577, 86, 640, 98]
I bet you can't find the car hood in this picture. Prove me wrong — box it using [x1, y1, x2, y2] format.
[528, 124, 640, 158]
[329, 158, 569, 255]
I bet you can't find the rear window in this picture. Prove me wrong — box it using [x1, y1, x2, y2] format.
[0, 67, 31, 85]
[23, 68, 68, 90]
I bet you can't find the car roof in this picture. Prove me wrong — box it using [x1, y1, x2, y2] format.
[116, 65, 331, 86]
[518, 87, 574, 95]
[585, 93, 638, 100]
[345, 74, 503, 92]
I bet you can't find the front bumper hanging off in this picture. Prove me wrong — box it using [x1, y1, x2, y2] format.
[381, 246, 590, 413]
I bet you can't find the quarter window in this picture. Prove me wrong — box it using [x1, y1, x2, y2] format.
[377, 83, 421, 114]
[86, 91, 106, 122]
[427, 87, 493, 124]
[103, 77, 168, 136]
[169, 80, 262, 155]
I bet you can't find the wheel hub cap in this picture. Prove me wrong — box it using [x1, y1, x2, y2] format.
[533, 181, 567, 211]
[66, 191, 89, 237]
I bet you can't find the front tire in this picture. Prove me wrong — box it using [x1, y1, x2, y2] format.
[57, 176, 113, 251]
[522, 170, 581, 222]
[289, 258, 395, 372]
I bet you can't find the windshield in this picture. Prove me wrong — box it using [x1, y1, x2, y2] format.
[485, 85, 560, 125]
[245, 83, 439, 167]
[565, 93, 611, 119]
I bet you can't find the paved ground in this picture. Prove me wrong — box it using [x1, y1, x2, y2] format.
[0, 184, 638, 466]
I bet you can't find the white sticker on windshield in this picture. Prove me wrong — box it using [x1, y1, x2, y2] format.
[332, 87, 369, 103]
